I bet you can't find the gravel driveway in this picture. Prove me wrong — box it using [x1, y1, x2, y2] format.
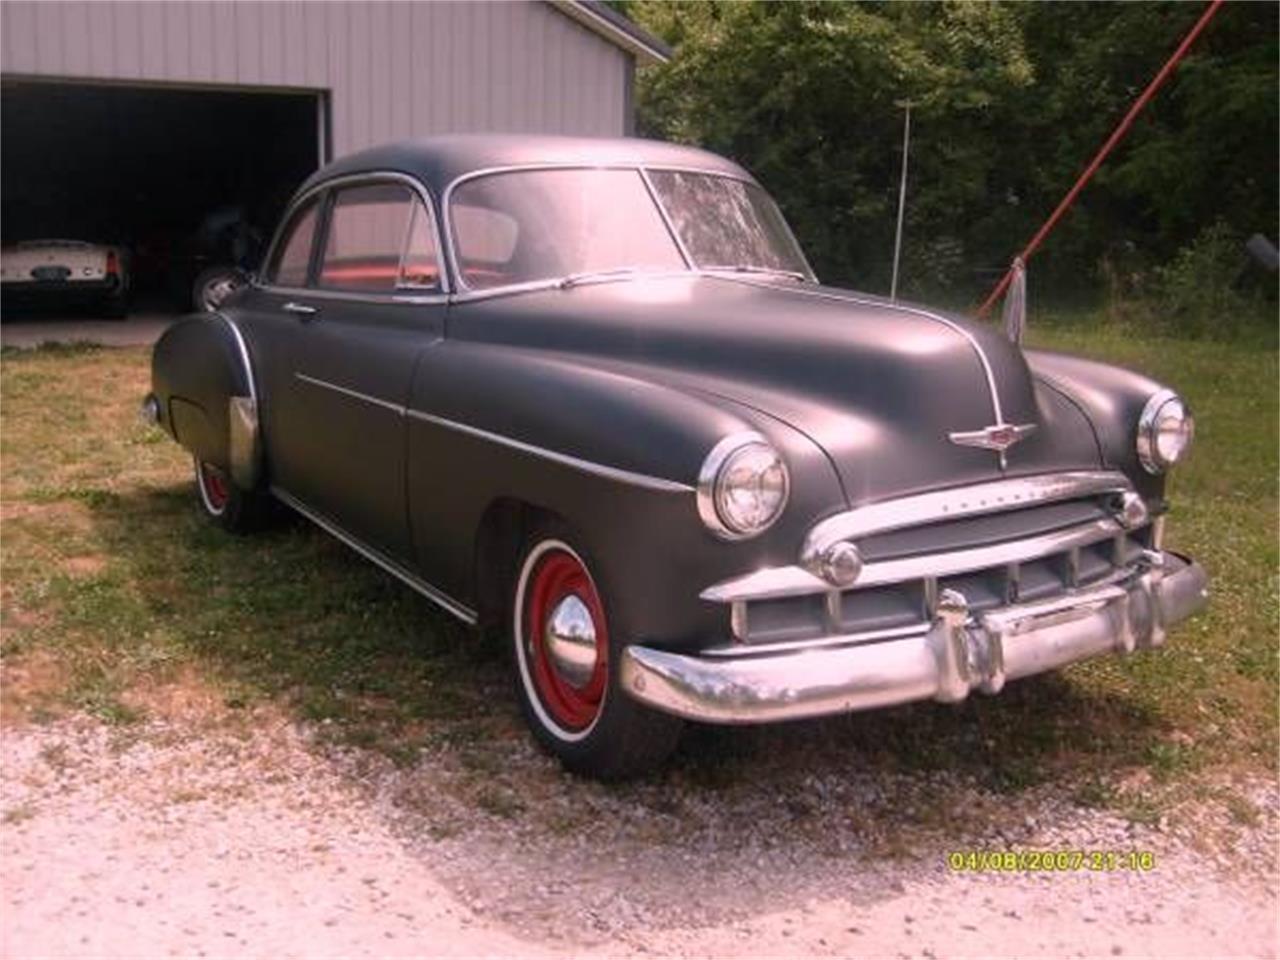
[3, 710, 1276, 959]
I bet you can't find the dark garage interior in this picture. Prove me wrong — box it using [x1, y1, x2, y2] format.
[1, 79, 320, 317]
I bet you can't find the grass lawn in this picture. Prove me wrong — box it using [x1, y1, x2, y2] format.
[0, 324, 1275, 822]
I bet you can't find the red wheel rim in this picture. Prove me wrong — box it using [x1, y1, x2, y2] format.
[523, 548, 608, 732]
[199, 461, 229, 512]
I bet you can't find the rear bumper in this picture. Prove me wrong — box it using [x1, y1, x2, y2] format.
[2, 278, 122, 298]
[621, 553, 1207, 724]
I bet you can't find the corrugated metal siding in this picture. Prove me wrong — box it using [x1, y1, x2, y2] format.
[1, 1, 630, 156]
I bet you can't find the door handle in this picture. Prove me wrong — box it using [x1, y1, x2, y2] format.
[282, 301, 317, 317]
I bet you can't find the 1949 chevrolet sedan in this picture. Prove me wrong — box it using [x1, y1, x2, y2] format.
[145, 135, 1207, 778]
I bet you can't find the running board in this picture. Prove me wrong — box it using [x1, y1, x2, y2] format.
[270, 486, 478, 625]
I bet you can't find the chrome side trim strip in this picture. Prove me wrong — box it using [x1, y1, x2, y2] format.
[214, 312, 258, 407]
[802, 470, 1131, 564]
[405, 408, 693, 494]
[703, 516, 1125, 604]
[271, 486, 477, 625]
[294, 373, 406, 415]
[292, 373, 691, 493]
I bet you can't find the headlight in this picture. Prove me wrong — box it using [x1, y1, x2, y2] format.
[698, 433, 790, 539]
[1137, 389, 1194, 474]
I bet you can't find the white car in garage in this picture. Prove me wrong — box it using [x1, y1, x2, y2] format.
[0, 239, 130, 318]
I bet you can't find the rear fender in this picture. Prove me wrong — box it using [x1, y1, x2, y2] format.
[151, 313, 262, 488]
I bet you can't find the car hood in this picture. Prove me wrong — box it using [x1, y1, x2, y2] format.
[452, 274, 1103, 503]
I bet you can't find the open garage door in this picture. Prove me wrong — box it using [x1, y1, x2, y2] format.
[1, 79, 322, 316]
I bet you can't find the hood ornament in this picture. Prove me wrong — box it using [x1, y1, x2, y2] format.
[949, 422, 1037, 470]
[1002, 257, 1027, 345]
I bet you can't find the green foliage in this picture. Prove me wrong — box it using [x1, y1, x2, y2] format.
[1154, 222, 1258, 339]
[631, 1, 1278, 325]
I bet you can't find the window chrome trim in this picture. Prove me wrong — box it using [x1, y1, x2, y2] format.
[405, 408, 693, 494]
[703, 516, 1126, 604]
[257, 283, 450, 307]
[271, 485, 477, 624]
[258, 170, 451, 296]
[801, 470, 1132, 566]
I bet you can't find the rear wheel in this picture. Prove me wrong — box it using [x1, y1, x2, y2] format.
[194, 457, 270, 533]
[511, 522, 683, 779]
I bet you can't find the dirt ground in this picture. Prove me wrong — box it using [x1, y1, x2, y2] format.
[3, 711, 1276, 960]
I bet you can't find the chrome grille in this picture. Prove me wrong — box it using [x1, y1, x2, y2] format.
[739, 523, 1153, 646]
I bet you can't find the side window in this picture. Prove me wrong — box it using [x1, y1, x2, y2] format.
[319, 183, 439, 293]
[266, 199, 319, 287]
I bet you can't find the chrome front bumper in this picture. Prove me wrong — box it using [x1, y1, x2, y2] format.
[621, 553, 1208, 724]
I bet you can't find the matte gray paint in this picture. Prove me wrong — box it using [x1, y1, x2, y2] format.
[149, 137, 1176, 652]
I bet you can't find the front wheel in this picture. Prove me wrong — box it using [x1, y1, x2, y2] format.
[512, 525, 683, 779]
[194, 458, 270, 533]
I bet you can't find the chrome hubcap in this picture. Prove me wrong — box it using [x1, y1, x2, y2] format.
[543, 593, 598, 687]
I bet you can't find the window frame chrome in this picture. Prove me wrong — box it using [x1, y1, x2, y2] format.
[257, 170, 452, 304]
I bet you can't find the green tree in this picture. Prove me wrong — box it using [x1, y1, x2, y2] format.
[631, 1, 1277, 309]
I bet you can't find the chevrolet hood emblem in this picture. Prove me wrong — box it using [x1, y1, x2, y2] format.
[949, 422, 1037, 453]
[949, 422, 1037, 468]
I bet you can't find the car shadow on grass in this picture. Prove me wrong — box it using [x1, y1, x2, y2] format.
[85, 482, 1175, 932]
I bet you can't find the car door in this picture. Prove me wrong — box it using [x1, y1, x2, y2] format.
[251, 177, 448, 564]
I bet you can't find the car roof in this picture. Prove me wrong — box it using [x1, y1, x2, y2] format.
[298, 134, 754, 198]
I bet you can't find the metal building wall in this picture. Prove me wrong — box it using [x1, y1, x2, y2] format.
[0, 1, 631, 157]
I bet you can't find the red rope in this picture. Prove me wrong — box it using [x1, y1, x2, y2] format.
[977, 0, 1226, 318]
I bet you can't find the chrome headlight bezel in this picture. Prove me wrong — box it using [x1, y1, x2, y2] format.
[697, 432, 790, 540]
[1137, 389, 1195, 474]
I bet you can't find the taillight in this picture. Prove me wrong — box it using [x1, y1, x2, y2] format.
[106, 251, 119, 276]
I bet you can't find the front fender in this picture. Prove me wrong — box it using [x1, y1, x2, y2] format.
[405, 342, 845, 646]
[1024, 349, 1168, 500]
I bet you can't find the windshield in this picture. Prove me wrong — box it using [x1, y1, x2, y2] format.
[449, 168, 684, 290]
[646, 170, 810, 277]
[447, 166, 811, 291]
